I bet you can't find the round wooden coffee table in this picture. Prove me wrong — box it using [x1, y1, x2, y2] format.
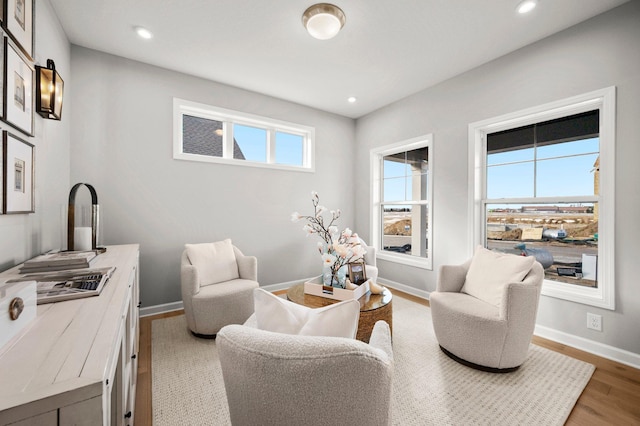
[286, 283, 392, 343]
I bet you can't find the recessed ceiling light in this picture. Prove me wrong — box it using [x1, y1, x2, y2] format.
[516, 0, 537, 14]
[134, 26, 153, 39]
[347, 96, 357, 103]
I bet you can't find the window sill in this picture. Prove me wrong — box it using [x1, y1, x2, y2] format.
[541, 278, 614, 310]
[173, 152, 314, 172]
[376, 251, 432, 270]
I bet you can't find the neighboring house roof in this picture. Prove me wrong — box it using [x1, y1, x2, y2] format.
[182, 114, 245, 159]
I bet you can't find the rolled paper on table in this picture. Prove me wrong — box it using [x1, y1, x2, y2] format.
[74, 227, 92, 251]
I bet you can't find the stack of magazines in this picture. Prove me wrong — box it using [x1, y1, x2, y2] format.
[7, 266, 116, 304]
[19, 251, 98, 274]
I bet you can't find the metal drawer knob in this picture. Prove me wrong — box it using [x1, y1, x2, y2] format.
[9, 297, 24, 320]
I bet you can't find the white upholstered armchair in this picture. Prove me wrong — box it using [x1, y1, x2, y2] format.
[217, 320, 394, 426]
[430, 246, 544, 372]
[180, 239, 259, 337]
[360, 239, 379, 284]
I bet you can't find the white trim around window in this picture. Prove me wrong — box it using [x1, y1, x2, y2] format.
[468, 87, 616, 309]
[370, 134, 434, 270]
[173, 98, 315, 172]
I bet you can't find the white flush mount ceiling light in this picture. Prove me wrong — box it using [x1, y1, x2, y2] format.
[302, 3, 346, 40]
[517, 0, 538, 14]
[134, 26, 153, 39]
[347, 96, 357, 103]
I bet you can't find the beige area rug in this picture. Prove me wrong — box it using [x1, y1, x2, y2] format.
[152, 296, 594, 425]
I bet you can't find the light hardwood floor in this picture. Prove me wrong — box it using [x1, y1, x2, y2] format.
[134, 289, 640, 425]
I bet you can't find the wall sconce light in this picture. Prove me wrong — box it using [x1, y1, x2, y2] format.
[35, 59, 64, 120]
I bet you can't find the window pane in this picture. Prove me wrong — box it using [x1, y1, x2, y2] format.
[182, 115, 223, 157]
[486, 162, 534, 199]
[383, 158, 407, 178]
[487, 147, 534, 166]
[536, 154, 599, 197]
[381, 204, 429, 258]
[485, 202, 598, 288]
[536, 137, 599, 160]
[382, 147, 428, 202]
[383, 177, 406, 202]
[275, 132, 303, 166]
[233, 124, 266, 161]
[406, 147, 428, 173]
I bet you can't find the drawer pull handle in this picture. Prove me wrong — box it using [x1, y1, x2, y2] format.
[124, 411, 132, 418]
[9, 297, 24, 320]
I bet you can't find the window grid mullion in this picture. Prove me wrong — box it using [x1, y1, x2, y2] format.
[223, 121, 233, 159]
[533, 124, 538, 197]
[266, 129, 276, 164]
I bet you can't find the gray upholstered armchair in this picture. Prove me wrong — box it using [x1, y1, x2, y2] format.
[430, 247, 544, 372]
[217, 320, 394, 426]
[180, 239, 259, 337]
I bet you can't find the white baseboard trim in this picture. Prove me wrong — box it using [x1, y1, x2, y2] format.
[260, 277, 316, 293]
[377, 277, 430, 300]
[534, 324, 640, 370]
[140, 301, 183, 317]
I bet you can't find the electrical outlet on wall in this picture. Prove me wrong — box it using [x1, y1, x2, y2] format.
[587, 313, 602, 331]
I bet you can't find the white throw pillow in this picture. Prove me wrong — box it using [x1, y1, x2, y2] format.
[253, 288, 360, 339]
[461, 245, 535, 309]
[185, 239, 239, 286]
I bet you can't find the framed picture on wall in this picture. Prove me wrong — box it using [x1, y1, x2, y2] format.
[3, 0, 33, 60]
[3, 131, 34, 214]
[3, 37, 33, 136]
[0, 35, 4, 119]
[0, 132, 3, 214]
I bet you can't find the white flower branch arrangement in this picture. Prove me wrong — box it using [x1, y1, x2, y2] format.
[291, 191, 366, 288]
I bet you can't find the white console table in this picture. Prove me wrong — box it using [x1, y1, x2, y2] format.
[0, 244, 140, 426]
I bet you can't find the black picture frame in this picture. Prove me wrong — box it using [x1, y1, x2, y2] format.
[0, 33, 4, 120]
[3, 36, 34, 136]
[348, 262, 367, 285]
[3, 130, 34, 214]
[0, 130, 3, 214]
[2, 0, 33, 61]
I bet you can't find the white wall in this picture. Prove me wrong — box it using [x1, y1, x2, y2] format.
[69, 47, 356, 307]
[355, 2, 640, 355]
[0, 0, 70, 270]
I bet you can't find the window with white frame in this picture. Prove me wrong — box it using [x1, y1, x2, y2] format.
[469, 87, 615, 309]
[173, 98, 314, 171]
[371, 135, 433, 270]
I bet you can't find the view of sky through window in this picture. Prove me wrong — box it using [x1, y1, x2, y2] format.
[233, 124, 267, 161]
[487, 137, 599, 202]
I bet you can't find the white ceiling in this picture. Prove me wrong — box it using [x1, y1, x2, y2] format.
[50, 0, 628, 119]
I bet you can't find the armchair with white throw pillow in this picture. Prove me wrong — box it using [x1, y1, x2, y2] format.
[180, 239, 259, 337]
[217, 288, 393, 425]
[217, 320, 393, 426]
[430, 246, 544, 372]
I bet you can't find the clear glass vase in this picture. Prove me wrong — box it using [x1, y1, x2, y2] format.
[323, 264, 347, 288]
